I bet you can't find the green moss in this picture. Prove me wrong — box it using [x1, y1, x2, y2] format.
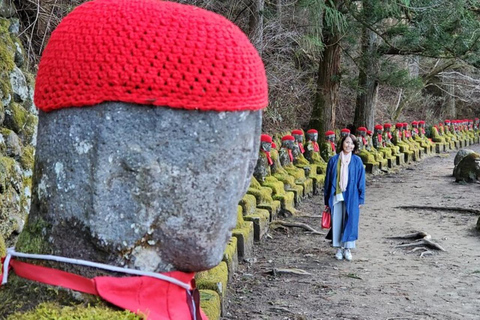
[0, 235, 5, 258]
[7, 302, 143, 320]
[246, 187, 273, 205]
[235, 205, 244, 228]
[5, 102, 28, 134]
[20, 145, 35, 170]
[15, 216, 51, 254]
[0, 17, 15, 97]
[195, 261, 228, 298]
[0, 156, 16, 192]
[262, 176, 285, 195]
[222, 236, 237, 266]
[199, 290, 221, 320]
[239, 194, 257, 216]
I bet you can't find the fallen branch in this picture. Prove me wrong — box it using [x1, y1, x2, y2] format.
[265, 268, 312, 276]
[397, 205, 480, 215]
[270, 220, 325, 235]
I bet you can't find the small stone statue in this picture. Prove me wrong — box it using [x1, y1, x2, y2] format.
[320, 131, 336, 162]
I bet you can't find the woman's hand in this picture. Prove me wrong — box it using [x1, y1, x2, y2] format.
[359, 205, 363, 208]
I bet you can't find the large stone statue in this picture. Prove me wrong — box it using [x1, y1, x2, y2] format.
[304, 129, 327, 174]
[0, 0, 268, 318]
[320, 130, 336, 162]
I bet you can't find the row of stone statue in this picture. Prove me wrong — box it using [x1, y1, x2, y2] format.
[248, 119, 480, 216]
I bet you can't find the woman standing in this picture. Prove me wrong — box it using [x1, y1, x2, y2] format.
[324, 134, 366, 261]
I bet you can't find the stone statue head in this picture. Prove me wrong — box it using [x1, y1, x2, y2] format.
[356, 127, 367, 137]
[306, 129, 318, 142]
[260, 134, 273, 152]
[29, 0, 268, 272]
[340, 128, 350, 139]
[291, 130, 304, 143]
[325, 131, 336, 142]
[374, 125, 383, 135]
[281, 135, 295, 149]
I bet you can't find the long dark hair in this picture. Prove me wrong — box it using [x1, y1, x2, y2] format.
[337, 134, 359, 154]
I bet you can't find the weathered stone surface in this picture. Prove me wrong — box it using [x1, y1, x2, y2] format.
[0, 0, 16, 18]
[10, 66, 28, 102]
[454, 149, 474, 166]
[19, 102, 262, 273]
[3, 128, 21, 157]
[453, 152, 480, 182]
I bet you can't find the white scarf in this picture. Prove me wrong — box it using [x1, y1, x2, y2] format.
[339, 151, 352, 192]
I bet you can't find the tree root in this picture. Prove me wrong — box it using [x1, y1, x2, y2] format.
[389, 231, 446, 255]
[270, 220, 325, 235]
[397, 205, 480, 215]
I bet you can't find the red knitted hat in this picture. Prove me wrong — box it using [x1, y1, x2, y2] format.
[282, 135, 295, 141]
[357, 127, 367, 132]
[419, 120, 425, 125]
[445, 120, 451, 124]
[383, 123, 392, 128]
[325, 130, 335, 136]
[291, 130, 303, 136]
[411, 121, 418, 126]
[367, 130, 373, 135]
[475, 118, 479, 121]
[395, 123, 403, 128]
[34, 0, 268, 112]
[306, 129, 318, 134]
[340, 128, 350, 133]
[260, 134, 272, 143]
[374, 125, 383, 130]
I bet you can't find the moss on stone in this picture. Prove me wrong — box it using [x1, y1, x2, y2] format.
[199, 290, 221, 320]
[5, 102, 28, 134]
[239, 194, 257, 216]
[195, 261, 228, 298]
[235, 205, 244, 228]
[222, 236, 237, 266]
[6, 302, 142, 320]
[0, 17, 15, 97]
[20, 144, 35, 170]
[0, 235, 5, 258]
[14, 216, 51, 254]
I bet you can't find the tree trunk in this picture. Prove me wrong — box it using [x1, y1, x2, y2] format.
[444, 75, 456, 118]
[249, 0, 265, 55]
[309, 1, 342, 135]
[354, 26, 378, 131]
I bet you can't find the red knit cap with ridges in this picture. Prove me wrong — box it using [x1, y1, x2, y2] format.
[340, 128, 350, 133]
[291, 130, 303, 136]
[374, 125, 383, 130]
[357, 127, 367, 132]
[282, 135, 295, 141]
[306, 129, 318, 134]
[260, 134, 272, 143]
[325, 130, 335, 136]
[34, 0, 268, 112]
[383, 123, 391, 128]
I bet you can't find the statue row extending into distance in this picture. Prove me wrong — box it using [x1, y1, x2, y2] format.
[251, 119, 480, 219]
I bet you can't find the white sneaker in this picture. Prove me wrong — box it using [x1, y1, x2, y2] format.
[335, 248, 343, 260]
[343, 249, 352, 261]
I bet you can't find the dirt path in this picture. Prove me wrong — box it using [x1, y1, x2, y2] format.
[224, 145, 480, 320]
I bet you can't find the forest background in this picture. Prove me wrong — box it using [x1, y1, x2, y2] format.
[13, 0, 480, 135]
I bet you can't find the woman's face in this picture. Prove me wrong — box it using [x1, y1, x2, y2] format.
[343, 136, 354, 153]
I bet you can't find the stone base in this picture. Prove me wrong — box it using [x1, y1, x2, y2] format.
[396, 153, 405, 166]
[387, 157, 396, 168]
[232, 221, 254, 259]
[200, 290, 222, 320]
[222, 237, 238, 283]
[196, 261, 228, 316]
[365, 162, 380, 174]
[245, 208, 270, 241]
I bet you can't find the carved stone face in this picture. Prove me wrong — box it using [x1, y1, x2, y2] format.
[309, 133, 318, 142]
[326, 135, 335, 142]
[261, 141, 272, 152]
[282, 139, 294, 149]
[31, 102, 262, 272]
[293, 134, 303, 143]
[358, 131, 366, 137]
[374, 128, 383, 135]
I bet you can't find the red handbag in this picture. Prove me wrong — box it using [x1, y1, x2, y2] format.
[321, 206, 331, 229]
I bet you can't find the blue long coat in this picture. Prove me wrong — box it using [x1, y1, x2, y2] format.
[324, 153, 366, 242]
